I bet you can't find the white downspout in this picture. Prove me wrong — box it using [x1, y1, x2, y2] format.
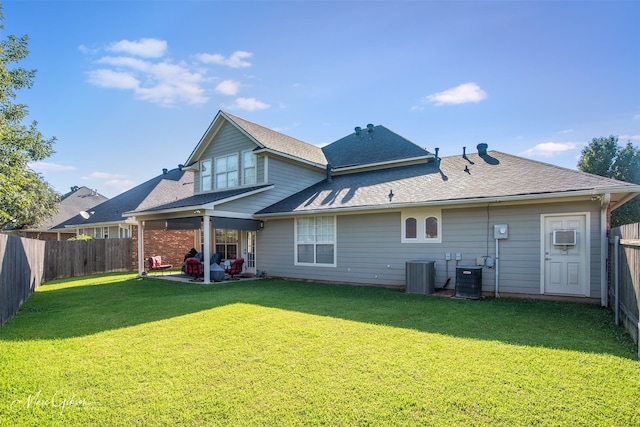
[600, 193, 610, 307]
[137, 220, 145, 276]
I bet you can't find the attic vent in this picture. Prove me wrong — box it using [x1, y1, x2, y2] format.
[355, 126, 362, 136]
[162, 168, 168, 174]
[367, 124, 374, 133]
[477, 143, 488, 156]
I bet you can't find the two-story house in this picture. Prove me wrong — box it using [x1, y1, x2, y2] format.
[127, 111, 640, 304]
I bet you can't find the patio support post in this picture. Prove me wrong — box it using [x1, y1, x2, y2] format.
[138, 221, 145, 276]
[203, 214, 211, 283]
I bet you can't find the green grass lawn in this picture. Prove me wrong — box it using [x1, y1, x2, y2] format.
[0, 273, 638, 426]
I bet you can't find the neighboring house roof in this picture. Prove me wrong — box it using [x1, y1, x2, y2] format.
[255, 150, 640, 216]
[53, 168, 194, 229]
[14, 186, 108, 233]
[322, 124, 433, 169]
[186, 111, 327, 168]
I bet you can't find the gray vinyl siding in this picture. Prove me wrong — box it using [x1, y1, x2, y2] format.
[256, 200, 603, 297]
[217, 157, 325, 214]
[194, 121, 264, 194]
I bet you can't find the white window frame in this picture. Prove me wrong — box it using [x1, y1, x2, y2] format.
[215, 153, 239, 189]
[401, 208, 442, 243]
[242, 150, 257, 185]
[294, 216, 336, 267]
[201, 159, 212, 192]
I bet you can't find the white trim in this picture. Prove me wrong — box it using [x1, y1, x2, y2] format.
[540, 212, 591, 297]
[294, 215, 337, 267]
[600, 193, 610, 306]
[401, 208, 442, 243]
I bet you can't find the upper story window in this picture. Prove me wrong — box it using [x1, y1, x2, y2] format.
[215, 154, 239, 189]
[402, 209, 441, 243]
[243, 151, 257, 185]
[201, 159, 212, 192]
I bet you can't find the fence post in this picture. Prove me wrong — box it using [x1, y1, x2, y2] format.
[614, 236, 620, 326]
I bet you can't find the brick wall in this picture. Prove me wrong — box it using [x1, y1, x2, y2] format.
[131, 225, 197, 270]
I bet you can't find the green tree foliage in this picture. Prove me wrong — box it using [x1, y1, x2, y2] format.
[578, 136, 640, 227]
[0, 5, 59, 229]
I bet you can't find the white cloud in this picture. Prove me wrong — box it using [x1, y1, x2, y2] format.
[424, 82, 487, 106]
[619, 134, 640, 142]
[29, 162, 77, 172]
[216, 80, 241, 96]
[107, 38, 167, 58]
[633, 114, 640, 121]
[85, 40, 260, 107]
[197, 51, 252, 68]
[87, 69, 140, 89]
[84, 171, 127, 180]
[226, 97, 270, 111]
[104, 179, 136, 193]
[520, 142, 583, 158]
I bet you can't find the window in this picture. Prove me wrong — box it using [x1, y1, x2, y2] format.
[243, 151, 257, 185]
[405, 217, 417, 239]
[215, 154, 238, 189]
[401, 209, 441, 243]
[215, 229, 238, 260]
[119, 225, 130, 238]
[94, 227, 102, 239]
[295, 216, 335, 266]
[425, 217, 438, 239]
[201, 159, 212, 192]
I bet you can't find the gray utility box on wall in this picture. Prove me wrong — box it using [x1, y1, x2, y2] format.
[455, 266, 482, 299]
[405, 260, 436, 295]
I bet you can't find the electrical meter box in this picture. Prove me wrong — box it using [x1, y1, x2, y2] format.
[494, 224, 509, 239]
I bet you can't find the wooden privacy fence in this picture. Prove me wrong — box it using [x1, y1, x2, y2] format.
[44, 238, 132, 281]
[609, 223, 640, 359]
[0, 235, 132, 326]
[0, 234, 46, 326]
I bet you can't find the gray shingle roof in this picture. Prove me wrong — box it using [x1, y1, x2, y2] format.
[256, 151, 640, 215]
[53, 168, 194, 228]
[133, 184, 273, 213]
[322, 125, 431, 168]
[224, 112, 327, 166]
[27, 186, 108, 232]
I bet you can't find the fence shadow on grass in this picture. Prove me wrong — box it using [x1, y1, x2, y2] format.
[0, 275, 635, 359]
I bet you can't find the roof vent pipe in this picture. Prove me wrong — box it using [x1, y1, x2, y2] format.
[434, 147, 440, 165]
[367, 124, 374, 133]
[462, 146, 466, 158]
[355, 126, 362, 136]
[477, 143, 488, 156]
[326, 163, 332, 182]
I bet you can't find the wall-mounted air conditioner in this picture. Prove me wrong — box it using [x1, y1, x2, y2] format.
[553, 230, 577, 246]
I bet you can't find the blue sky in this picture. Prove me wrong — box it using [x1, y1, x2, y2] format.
[4, 0, 639, 198]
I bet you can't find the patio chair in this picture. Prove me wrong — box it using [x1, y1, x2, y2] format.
[185, 257, 204, 282]
[147, 256, 172, 275]
[224, 257, 244, 280]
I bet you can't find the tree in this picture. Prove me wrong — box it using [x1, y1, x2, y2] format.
[0, 5, 59, 229]
[578, 136, 640, 227]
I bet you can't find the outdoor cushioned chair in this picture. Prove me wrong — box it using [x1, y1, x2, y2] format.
[147, 256, 172, 275]
[224, 257, 244, 280]
[184, 257, 204, 282]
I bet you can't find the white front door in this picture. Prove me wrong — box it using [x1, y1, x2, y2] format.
[542, 214, 589, 296]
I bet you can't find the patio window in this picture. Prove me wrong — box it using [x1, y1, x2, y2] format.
[295, 216, 335, 266]
[201, 159, 212, 192]
[215, 154, 239, 189]
[243, 151, 257, 185]
[215, 229, 238, 260]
